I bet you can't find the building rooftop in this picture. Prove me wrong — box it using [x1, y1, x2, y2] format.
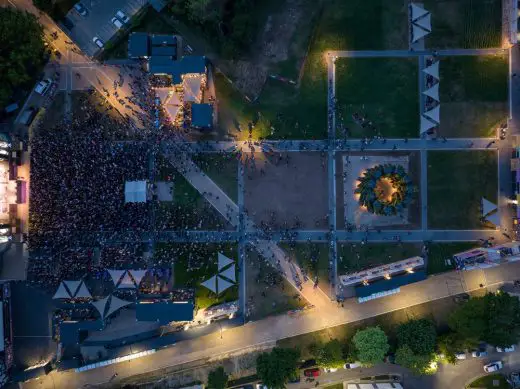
[191, 104, 213, 128]
[59, 319, 104, 345]
[151, 34, 176, 46]
[136, 300, 194, 324]
[128, 32, 149, 58]
[149, 56, 206, 84]
[355, 269, 427, 298]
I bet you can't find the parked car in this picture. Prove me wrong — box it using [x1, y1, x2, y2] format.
[19, 107, 38, 126]
[62, 17, 74, 30]
[472, 350, 488, 358]
[34, 78, 53, 95]
[304, 368, 320, 377]
[484, 361, 503, 373]
[73, 2, 88, 17]
[497, 345, 516, 353]
[255, 384, 267, 389]
[116, 10, 130, 24]
[92, 37, 104, 48]
[323, 367, 338, 373]
[343, 362, 362, 369]
[455, 353, 467, 360]
[111, 17, 123, 29]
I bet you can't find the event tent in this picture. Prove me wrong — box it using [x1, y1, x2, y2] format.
[105, 296, 132, 319]
[164, 103, 182, 122]
[64, 280, 81, 297]
[423, 61, 439, 80]
[53, 282, 71, 299]
[118, 271, 136, 289]
[92, 296, 110, 320]
[422, 83, 439, 101]
[220, 264, 236, 283]
[130, 270, 148, 286]
[412, 24, 430, 43]
[420, 115, 436, 134]
[486, 211, 501, 227]
[218, 252, 234, 271]
[155, 88, 170, 105]
[482, 197, 498, 216]
[217, 276, 234, 294]
[424, 105, 440, 123]
[414, 13, 432, 32]
[201, 275, 217, 294]
[410, 3, 429, 21]
[183, 75, 203, 102]
[124, 181, 147, 203]
[108, 269, 126, 287]
[75, 282, 92, 299]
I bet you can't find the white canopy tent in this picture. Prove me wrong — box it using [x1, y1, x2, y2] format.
[420, 115, 437, 134]
[217, 276, 234, 294]
[219, 264, 236, 283]
[155, 88, 170, 105]
[64, 280, 81, 297]
[166, 90, 182, 106]
[201, 275, 217, 294]
[105, 296, 132, 319]
[218, 252, 234, 271]
[414, 13, 432, 32]
[410, 3, 429, 21]
[423, 61, 439, 80]
[118, 271, 136, 289]
[164, 104, 182, 122]
[412, 24, 430, 42]
[129, 270, 148, 286]
[75, 281, 92, 299]
[124, 181, 147, 203]
[92, 296, 110, 320]
[486, 211, 501, 227]
[183, 75, 203, 103]
[422, 83, 439, 101]
[53, 282, 71, 299]
[482, 197, 498, 216]
[108, 269, 126, 287]
[424, 105, 440, 123]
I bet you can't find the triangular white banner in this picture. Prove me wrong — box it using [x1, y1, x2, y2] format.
[412, 24, 430, 43]
[105, 295, 132, 319]
[414, 13, 432, 32]
[423, 61, 439, 80]
[422, 83, 439, 101]
[217, 276, 234, 294]
[482, 197, 498, 216]
[420, 115, 436, 134]
[63, 280, 81, 297]
[91, 296, 110, 320]
[424, 105, 440, 123]
[201, 275, 217, 294]
[75, 281, 92, 299]
[118, 271, 136, 289]
[107, 269, 126, 286]
[410, 3, 429, 21]
[219, 264, 236, 283]
[218, 252, 234, 271]
[53, 282, 71, 299]
[486, 211, 501, 226]
[129, 270, 148, 286]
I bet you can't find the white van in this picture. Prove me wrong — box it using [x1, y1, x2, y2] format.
[34, 79, 52, 95]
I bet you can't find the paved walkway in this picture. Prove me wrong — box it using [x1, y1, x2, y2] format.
[329, 48, 507, 58]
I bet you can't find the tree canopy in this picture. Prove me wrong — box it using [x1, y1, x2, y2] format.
[316, 339, 344, 368]
[256, 348, 300, 389]
[396, 319, 437, 356]
[0, 8, 46, 110]
[352, 326, 389, 366]
[207, 366, 228, 389]
[395, 345, 433, 375]
[448, 292, 520, 347]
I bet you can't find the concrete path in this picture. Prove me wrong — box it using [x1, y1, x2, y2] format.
[329, 48, 507, 58]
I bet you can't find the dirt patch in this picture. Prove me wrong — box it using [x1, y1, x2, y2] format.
[244, 152, 329, 229]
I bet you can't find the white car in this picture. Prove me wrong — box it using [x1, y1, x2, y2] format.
[73, 2, 88, 17]
[484, 361, 503, 373]
[455, 353, 467, 360]
[34, 78, 52, 95]
[111, 17, 123, 29]
[323, 367, 338, 373]
[116, 10, 130, 24]
[343, 362, 362, 369]
[92, 37, 104, 48]
[496, 345, 515, 353]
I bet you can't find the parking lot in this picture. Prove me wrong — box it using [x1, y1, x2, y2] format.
[63, 0, 148, 56]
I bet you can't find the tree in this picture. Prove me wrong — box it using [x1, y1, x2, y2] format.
[396, 319, 437, 356]
[352, 326, 389, 366]
[316, 339, 344, 368]
[256, 348, 300, 389]
[395, 345, 433, 375]
[0, 8, 46, 110]
[448, 295, 488, 345]
[207, 366, 228, 389]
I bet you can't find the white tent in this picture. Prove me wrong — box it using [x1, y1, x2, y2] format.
[164, 104, 182, 122]
[219, 264, 236, 283]
[108, 269, 126, 287]
[129, 270, 148, 286]
[183, 75, 203, 103]
[118, 271, 136, 289]
[414, 13, 432, 32]
[410, 3, 429, 21]
[482, 197, 498, 216]
[423, 61, 439, 79]
[92, 296, 110, 320]
[217, 276, 234, 294]
[64, 280, 81, 297]
[218, 252, 234, 271]
[75, 281, 92, 299]
[424, 105, 440, 123]
[412, 24, 430, 42]
[53, 282, 71, 299]
[155, 88, 170, 105]
[420, 115, 437, 134]
[201, 275, 217, 294]
[105, 295, 132, 319]
[124, 181, 147, 203]
[166, 90, 182, 106]
[486, 211, 501, 226]
[422, 83, 439, 101]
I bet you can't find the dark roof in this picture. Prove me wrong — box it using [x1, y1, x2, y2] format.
[151, 34, 176, 46]
[149, 56, 206, 84]
[179, 56, 206, 74]
[192, 104, 213, 128]
[136, 300, 194, 324]
[59, 320, 103, 345]
[151, 45, 177, 57]
[128, 32, 149, 58]
[355, 270, 427, 298]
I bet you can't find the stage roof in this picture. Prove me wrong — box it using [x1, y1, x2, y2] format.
[355, 270, 427, 298]
[136, 300, 194, 324]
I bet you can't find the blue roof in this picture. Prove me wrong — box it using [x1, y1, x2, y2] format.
[148, 56, 206, 83]
[136, 300, 194, 324]
[192, 104, 213, 128]
[151, 34, 176, 46]
[128, 32, 149, 58]
[59, 320, 104, 345]
[355, 270, 427, 298]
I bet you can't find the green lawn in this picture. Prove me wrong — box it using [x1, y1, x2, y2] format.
[193, 153, 238, 203]
[424, 0, 502, 49]
[440, 54, 508, 137]
[426, 242, 480, 274]
[468, 374, 511, 389]
[427, 151, 498, 229]
[337, 243, 423, 274]
[335, 58, 419, 138]
[281, 243, 330, 292]
[155, 243, 238, 310]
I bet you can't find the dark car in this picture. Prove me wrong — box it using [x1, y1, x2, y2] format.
[62, 17, 74, 30]
[73, 2, 88, 17]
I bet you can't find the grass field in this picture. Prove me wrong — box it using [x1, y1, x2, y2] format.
[426, 242, 480, 274]
[468, 374, 511, 389]
[193, 153, 238, 203]
[423, 0, 502, 49]
[335, 58, 419, 138]
[155, 243, 238, 310]
[427, 151, 497, 229]
[440, 54, 508, 137]
[337, 243, 423, 274]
